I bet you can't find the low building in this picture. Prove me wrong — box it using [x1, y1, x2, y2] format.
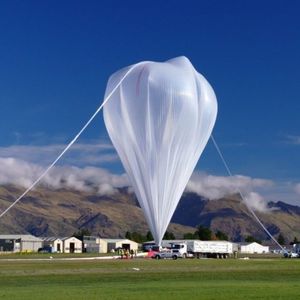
[83, 236, 102, 253]
[0, 236, 18, 252]
[102, 238, 139, 253]
[83, 237, 139, 253]
[0, 234, 43, 252]
[292, 243, 300, 254]
[42, 237, 63, 253]
[61, 237, 82, 253]
[239, 242, 269, 254]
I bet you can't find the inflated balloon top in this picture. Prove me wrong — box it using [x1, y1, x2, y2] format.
[104, 56, 217, 246]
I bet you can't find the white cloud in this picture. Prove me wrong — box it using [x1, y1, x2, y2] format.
[0, 157, 47, 188]
[258, 181, 300, 207]
[186, 172, 274, 212]
[285, 135, 300, 145]
[187, 172, 272, 199]
[43, 165, 129, 195]
[243, 192, 270, 212]
[1, 149, 300, 212]
[294, 183, 300, 195]
[0, 157, 129, 195]
[0, 142, 119, 166]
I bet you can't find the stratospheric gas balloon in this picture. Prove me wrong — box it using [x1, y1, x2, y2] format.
[103, 56, 217, 246]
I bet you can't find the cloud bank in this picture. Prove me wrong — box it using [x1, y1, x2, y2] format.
[0, 157, 129, 195]
[0, 157, 277, 212]
[0, 142, 118, 166]
[285, 135, 300, 145]
[0, 142, 299, 212]
[294, 183, 300, 195]
[187, 172, 272, 199]
[187, 172, 273, 211]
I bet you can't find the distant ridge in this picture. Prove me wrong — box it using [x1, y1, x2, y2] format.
[1, 185, 300, 243]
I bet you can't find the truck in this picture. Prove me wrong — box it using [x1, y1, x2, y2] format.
[152, 248, 184, 260]
[170, 240, 235, 259]
[143, 240, 235, 259]
[283, 243, 300, 258]
[187, 240, 234, 258]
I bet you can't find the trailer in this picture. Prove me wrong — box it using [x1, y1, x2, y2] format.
[169, 240, 235, 259]
[143, 240, 236, 259]
[186, 240, 234, 258]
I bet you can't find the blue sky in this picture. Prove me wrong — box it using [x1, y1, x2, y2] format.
[0, 1, 300, 206]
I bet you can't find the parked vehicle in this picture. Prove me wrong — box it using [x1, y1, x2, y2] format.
[186, 240, 234, 258]
[142, 242, 157, 252]
[168, 241, 234, 259]
[144, 240, 234, 259]
[170, 243, 191, 258]
[38, 245, 53, 253]
[152, 249, 183, 260]
[283, 251, 299, 258]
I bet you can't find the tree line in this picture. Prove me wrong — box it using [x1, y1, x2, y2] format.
[124, 231, 176, 243]
[73, 227, 299, 245]
[124, 226, 230, 243]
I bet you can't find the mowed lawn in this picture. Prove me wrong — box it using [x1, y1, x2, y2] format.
[0, 257, 300, 300]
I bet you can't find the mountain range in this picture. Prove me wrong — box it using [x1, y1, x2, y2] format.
[0, 185, 300, 243]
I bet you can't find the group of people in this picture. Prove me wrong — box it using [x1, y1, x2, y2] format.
[117, 248, 136, 259]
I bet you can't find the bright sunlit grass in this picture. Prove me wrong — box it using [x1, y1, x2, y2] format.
[0, 257, 299, 300]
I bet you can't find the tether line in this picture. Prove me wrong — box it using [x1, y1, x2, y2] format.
[0, 62, 148, 219]
[211, 134, 285, 252]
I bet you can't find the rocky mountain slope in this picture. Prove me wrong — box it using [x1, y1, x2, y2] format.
[0, 185, 194, 238]
[173, 193, 300, 242]
[0, 185, 300, 242]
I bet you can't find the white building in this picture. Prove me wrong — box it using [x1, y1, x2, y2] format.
[292, 243, 300, 254]
[42, 237, 63, 253]
[102, 238, 139, 253]
[239, 242, 269, 254]
[83, 237, 139, 253]
[0, 234, 43, 252]
[83, 236, 101, 253]
[61, 237, 82, 253]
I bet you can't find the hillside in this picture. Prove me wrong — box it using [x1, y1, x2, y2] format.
[0, 185, 195, 238]
[0, 185, 300, 242]
[173, 193, 300, 242]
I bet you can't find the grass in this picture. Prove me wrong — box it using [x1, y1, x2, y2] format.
[0, 251, 116, 259]
[0, 257, 300, 299]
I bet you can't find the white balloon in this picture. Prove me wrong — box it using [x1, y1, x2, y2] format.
[103, 56, 217, 245]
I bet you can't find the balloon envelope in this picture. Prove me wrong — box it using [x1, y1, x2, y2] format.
[103, 56, 217, 245]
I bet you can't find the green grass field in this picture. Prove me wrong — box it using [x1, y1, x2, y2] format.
[0, 257, 300, 300]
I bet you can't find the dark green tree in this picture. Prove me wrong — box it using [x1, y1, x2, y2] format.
[194, 225, 212, 240]
[125, 231, 132, 240]
[146, 231, 153, 241]
[245, 236, 261, 244]
[290, 236, 299, 245]
[215, 230, 228, 241]
[73, 228, 91, 241]
[183, 232, 196, 239]
[131, 232, 146, 243]
[163, 231, 175, 240]
[278, 233, 285, 245]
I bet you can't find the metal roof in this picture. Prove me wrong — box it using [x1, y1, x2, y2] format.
[0, 234, 43, 241]
[41, 237, 63, 242]
[238, 242, 267, 246]
[101, 238, 137, 243]
[59, 236, 82, 242]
